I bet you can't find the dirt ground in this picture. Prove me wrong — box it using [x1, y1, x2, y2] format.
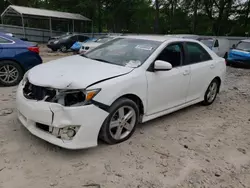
[0, 49, 250, 188]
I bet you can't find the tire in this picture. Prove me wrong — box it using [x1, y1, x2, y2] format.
[99, 98, 139, 145]
[0, 60, 24, 86]
[51, 48, 57, 52]
[60, 45, 67, 53]
[203, 79, 220, 106]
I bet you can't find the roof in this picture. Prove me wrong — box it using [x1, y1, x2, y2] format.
[119, 35, 199, 43]
[120, 35, 173, 42]
[1, 5, 91, 21]
[241, 39, 250, 42]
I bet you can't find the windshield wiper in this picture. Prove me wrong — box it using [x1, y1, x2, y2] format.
[81, 54, 88, 58]
[91, 58, 113, 64]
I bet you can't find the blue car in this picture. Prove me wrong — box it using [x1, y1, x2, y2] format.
[70, 38, 97, 53]
[228, 39, 250, 68]
[0, 32, 42, 86]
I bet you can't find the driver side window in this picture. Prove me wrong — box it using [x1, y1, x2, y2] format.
[156, 43, 183, 67]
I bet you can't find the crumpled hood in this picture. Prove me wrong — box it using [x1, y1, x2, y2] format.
[28, 55, 133, 89]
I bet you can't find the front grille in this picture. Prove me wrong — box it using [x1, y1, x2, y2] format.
[36, 123, 50, 132]
[23, 81, 56, 101]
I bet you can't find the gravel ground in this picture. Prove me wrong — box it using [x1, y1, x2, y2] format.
[0, 51, 250, 188]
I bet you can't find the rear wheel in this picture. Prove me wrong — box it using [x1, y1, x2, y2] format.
[99, 98, 139, 144]
[0, 61, 23, 86]
[203, 79, 220, 105]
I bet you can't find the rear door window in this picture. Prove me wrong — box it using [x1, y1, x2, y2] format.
[185, 42, 212, 65]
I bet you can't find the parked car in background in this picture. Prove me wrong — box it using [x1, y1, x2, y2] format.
[227, 39, 250, 68]
[172, 35, 230, 58]
[198, 37, 230, 58]
[47, 33, 89, 52]
[16, 35, 226, 149]
[79, 36, 114, 54]
[168, 34, 200, 40]
[70, 38, 97, 54]
[0, 32, 42, 86]
[48, 32, 73, 41]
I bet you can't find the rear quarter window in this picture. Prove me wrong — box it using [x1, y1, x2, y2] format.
[0, 37, 12, 43]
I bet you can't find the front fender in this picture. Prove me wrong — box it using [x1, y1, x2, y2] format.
[89, 71, 147, 111]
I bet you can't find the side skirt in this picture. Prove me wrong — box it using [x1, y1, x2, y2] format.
[142, 98, 202, 123]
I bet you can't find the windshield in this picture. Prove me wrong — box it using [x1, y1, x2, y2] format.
[83, 38, 161, 68]
[235, 41, 250, 52]
[199, 39, 214, 49]
[96, 37, 114, 43]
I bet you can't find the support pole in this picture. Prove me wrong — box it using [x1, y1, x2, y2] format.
[21, 14, 25, 38]
[1, 16, 3, 25]
[49, 17, 52, 37]
[91, 20, 94, 37]
[72, 20, 74, 32]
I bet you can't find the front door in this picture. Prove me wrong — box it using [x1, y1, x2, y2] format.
[146, 43, 191, 115]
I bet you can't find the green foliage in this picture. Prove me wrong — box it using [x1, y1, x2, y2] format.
[1, 0, 250, 36]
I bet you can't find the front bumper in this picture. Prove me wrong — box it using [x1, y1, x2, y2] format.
[16, 84, 109, 149]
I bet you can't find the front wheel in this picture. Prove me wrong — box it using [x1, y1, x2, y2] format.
[203, 79, 220, 105]
[60, 45, 67, 53]
[99, 98, 139, 144]
[0, 61, 23, 86]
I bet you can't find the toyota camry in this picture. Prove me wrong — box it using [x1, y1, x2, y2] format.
[16, 35, 226, 149]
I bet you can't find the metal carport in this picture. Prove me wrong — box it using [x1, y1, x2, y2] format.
[1, 5, 92, 38]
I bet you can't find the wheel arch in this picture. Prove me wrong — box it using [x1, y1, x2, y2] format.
[213, 76, 221, 92]
[0, 58, 25, 73]
[115, 94, 145, 116]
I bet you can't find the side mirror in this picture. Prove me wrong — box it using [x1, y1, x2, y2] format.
[231, 44, 236, 49]
[154, 60, 172, 71]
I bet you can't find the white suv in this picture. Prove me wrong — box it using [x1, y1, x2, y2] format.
[16, 35, 226, 149]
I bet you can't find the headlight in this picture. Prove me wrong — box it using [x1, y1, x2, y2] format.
[85, 46, 90, 50]
[52, 88, 101, 107]
[22, 71, 29, 85]
[54, 40, 59, 44]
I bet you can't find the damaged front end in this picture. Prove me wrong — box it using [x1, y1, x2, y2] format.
[23, 80, 101, 107]
[20, 80, 104, 142]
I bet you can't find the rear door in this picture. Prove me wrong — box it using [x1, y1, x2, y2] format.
[184, 42, 215, 102]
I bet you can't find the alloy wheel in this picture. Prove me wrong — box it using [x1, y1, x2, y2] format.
[0, 65, 19, 84]
[109, 106, 137, 140]
[207, 82, 218, 103]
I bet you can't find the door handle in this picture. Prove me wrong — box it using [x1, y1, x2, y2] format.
[183, 70, 190, 76]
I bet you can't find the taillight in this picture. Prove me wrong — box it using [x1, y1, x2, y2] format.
[28, 47, 39, 54]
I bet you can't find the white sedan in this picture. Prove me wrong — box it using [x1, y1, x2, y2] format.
[79, 36, 114, 54]
[16, 35, 226, 149]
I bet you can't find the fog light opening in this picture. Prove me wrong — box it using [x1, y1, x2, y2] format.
[60, 126, 80, 140]
[67, 128, 76, 138]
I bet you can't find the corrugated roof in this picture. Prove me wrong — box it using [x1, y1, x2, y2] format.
[4, 5, 91, 21]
